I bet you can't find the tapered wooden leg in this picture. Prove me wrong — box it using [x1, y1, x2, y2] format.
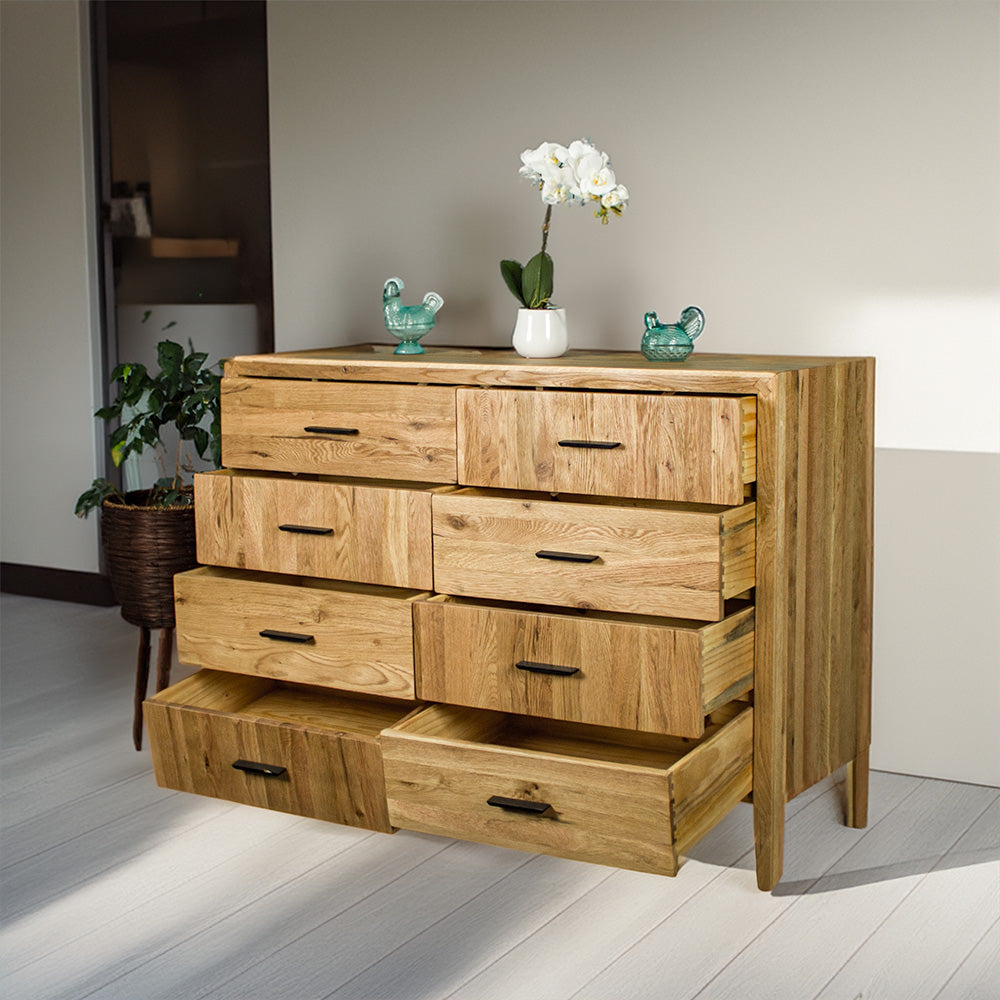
[753, 775, 785, 891]
[155, 627, 174, 693]
[133, 625, 152, 751]
[846, 746, 870, 828]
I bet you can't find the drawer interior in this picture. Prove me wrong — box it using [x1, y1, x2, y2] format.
[151, 669, 416, 734]
[389, 701, 747, 770]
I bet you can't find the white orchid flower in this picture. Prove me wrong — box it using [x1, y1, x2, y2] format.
[578, 152, 617, 198]
[521, 142, 570, 178]
[601, 184, 629, 209]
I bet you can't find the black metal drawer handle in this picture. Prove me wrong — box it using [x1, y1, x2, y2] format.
[516, 660, 580, 677]
[233, 759, 287, 778]
[557, 439, 621, 450]
[259, 629, 315, 644]
[303, 426, 359, 435]
[535, 550, 599, 564]
[487, 795, 551, 814]
[278, 524, 334, 535]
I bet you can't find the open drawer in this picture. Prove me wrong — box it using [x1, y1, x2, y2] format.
[174, 566, 427, 700]
[145, 670, 417, 832]
[381, 702, 752, 875]
[415, 596, 754, 738]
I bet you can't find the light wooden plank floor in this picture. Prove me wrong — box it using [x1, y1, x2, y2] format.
[1, 593, 997, 1000]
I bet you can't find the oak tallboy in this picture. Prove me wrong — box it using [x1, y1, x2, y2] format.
[145, 345, 874, 891]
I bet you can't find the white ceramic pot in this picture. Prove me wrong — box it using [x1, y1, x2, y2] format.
[511, 307, 568, 358]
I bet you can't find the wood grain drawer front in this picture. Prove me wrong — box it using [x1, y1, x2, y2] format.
[457, 389, 756, 505]
[195, 470, 435, 590]
[221, 377, 458, 482]
[145, 670, 417, 831]
[415, 600, 754, 738]
[432, 491, 756, 621]
[382, 703, 753, 875]
[174, 567, 424, 699]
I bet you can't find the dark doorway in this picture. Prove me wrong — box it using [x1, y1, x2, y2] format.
[93, 0, 273, 409]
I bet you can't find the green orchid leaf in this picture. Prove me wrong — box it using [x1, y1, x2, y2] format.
[521, 251, 554, 309]
[500, 259, 527, 307]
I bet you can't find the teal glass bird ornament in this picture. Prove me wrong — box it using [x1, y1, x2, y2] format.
[382, 277, 444, 354]
[641, 306, 705, 361]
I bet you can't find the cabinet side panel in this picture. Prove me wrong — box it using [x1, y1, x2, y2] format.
[786, 359, 874, 797]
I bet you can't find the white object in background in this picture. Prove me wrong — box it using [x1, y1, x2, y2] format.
[512, 307, 568, 358]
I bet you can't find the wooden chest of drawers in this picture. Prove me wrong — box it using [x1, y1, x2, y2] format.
[146, 345, 874, 891]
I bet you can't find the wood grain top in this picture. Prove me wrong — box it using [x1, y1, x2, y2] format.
[225, 343, 872, 393]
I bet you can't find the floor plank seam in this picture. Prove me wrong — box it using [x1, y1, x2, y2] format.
[930, 917, 1000, 1000]
[1, 799, 244, 924]
[3, 814, 322, 977]
[563, 862, 736, 1000]
[183, 838, 460, 1000]
[804, 791, 1000, 1000]
[317, 851, 541, 1000]
[70, 829, 386, 1000]
[437, 866, 621, 1000]
[1, 787, 224, 872]
[0, 765, 157, 831]
[681, 776, 934, 1000]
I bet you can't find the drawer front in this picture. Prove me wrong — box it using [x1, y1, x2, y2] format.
[382, 704, 753, 875]
[432, 492, 756, 621]
[222, 377, 458, 482]
[414, 600, 754, 738]
[175, 567, 422, 699]
[195, 470, 435, 590]
[145, 671, 415, 831]
[457, 389, 756, 505]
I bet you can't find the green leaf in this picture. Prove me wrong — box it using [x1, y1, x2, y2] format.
[157, 340, 183, 378]
[191, 427, 209, 457]
[500, 259, 527, 307]
[184, 351, 208, 378]
[521, 251, 554, 309]
[74, 478, 119, 518]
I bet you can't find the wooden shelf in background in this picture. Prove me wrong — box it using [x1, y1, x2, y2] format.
[150, 237, 239, 259]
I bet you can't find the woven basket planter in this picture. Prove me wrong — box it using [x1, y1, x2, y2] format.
[100, 489, 197, 629]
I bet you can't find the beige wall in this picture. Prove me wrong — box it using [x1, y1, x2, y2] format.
[1, 0, 103, 573]
[268, 1, 1000, 786]
[266, 0, 998, 451]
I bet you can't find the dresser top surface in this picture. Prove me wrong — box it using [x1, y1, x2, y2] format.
[226, 343, 872, 393]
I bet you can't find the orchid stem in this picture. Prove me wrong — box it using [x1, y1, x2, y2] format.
[540, 204, 552, 256]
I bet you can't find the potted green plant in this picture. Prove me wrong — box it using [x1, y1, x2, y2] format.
[501, 138, 628, 358]
[75, 335, 221, 749]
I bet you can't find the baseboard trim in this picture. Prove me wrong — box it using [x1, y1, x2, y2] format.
[1, 562, 117, 606]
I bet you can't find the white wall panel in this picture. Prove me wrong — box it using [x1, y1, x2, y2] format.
[1, 0, 102, 572]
